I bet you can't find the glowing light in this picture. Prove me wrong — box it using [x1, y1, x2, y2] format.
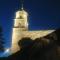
[4, 49, 10, 53]
[23, 14, 26, 18]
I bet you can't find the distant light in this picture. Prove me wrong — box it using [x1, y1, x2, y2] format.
[0, 49, 10, 57]
[4, 49, 10, 53]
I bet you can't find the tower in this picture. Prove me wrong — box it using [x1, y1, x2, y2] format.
[11, 4, 28, 53]
[14, 8, 28, 31]
[11, 0, 55, 54]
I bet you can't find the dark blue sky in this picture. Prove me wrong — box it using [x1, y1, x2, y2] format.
[0, 0, 60, 48]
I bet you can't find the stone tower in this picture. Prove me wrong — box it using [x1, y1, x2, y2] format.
[11, 7, 28, 53]
[11, 2, 54, 53]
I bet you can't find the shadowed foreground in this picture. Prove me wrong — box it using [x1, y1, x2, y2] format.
[0, 29, 60, 60]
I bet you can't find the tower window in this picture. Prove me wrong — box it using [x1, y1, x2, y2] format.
[20, 16, 23, 19]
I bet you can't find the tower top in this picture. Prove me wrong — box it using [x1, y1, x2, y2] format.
[16, 0, 28, 19]
[21, 0, 24, 10]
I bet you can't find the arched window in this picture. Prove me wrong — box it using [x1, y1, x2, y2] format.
[20, 16, 24, 19]
[18, 23, 21, 27]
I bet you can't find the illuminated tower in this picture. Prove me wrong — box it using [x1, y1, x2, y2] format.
[11, 0, 55, 53]
[11, 4, 28, 53]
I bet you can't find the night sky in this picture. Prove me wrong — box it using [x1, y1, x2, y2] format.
[0, 0, 60, 49]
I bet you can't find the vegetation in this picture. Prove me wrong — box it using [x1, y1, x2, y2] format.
[0, 26, 5, 52]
